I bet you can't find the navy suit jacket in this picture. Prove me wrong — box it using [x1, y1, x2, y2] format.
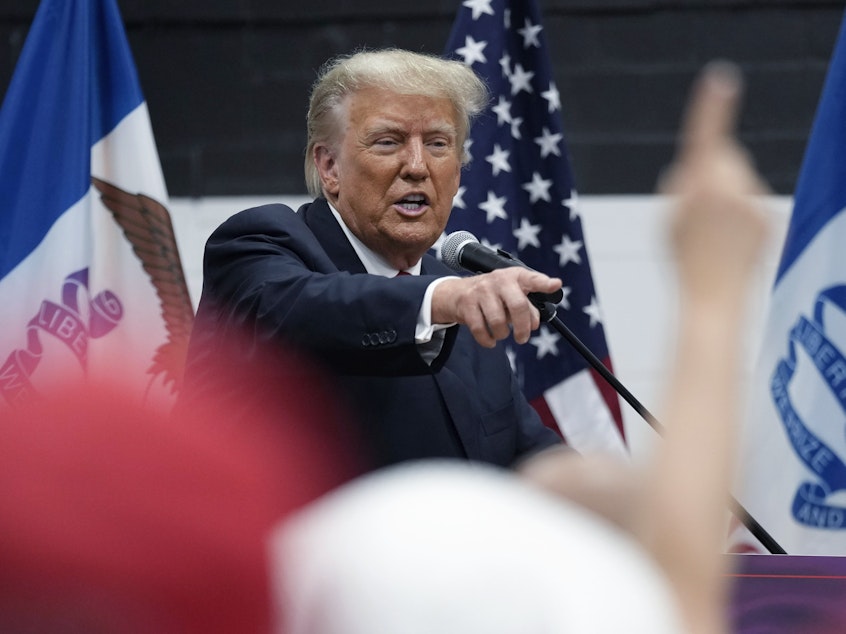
[183, 199, 560, 469]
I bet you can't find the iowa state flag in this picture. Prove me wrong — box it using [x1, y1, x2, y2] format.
[443, 0, 625, 455]
[734, 10, 846, 554]
[0, 0, 193, 411]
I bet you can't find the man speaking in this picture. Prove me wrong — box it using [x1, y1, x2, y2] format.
[181, 48, 564, 470]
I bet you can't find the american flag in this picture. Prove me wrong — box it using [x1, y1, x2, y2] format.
[443, 0, 626, 454]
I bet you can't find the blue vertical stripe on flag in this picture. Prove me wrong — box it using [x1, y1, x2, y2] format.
[0, 0, 143, 278]
[774, 12, 846, 284]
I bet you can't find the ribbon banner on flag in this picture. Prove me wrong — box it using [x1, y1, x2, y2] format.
[0, 0, 193, 411]
[442, 0, 625, 454]
[735, 10, 846, 555]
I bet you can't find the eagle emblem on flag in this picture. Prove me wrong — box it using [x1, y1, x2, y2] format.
[92, 177, 195, 394]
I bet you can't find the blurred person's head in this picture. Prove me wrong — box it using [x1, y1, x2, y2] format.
[0, 343, 360, 633]
[272, 462, 685, 634]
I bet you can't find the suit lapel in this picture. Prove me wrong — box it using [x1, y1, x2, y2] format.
[421, 253, 453, 277]
[299, 198, 367, 274]
[300, 199, 480, 457]
[301, 198, 458, 278]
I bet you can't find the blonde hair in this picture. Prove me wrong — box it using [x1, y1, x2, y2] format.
[304, 48, 489, 197]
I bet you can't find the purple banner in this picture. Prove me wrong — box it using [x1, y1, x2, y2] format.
[729, 554, 846, 633]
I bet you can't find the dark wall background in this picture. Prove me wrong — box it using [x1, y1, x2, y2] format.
[1, 1, 844, 197]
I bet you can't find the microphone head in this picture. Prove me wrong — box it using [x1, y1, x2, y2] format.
[440, 231, 478, 272]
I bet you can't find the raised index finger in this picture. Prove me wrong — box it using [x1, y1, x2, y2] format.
[679, 61, 743, 162]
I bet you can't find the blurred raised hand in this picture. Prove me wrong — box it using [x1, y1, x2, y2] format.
[646, 61, 772, 634]
[660, 62, 770, 305]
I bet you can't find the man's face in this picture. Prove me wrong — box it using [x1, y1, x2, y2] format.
[315, 87, 462, 270]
